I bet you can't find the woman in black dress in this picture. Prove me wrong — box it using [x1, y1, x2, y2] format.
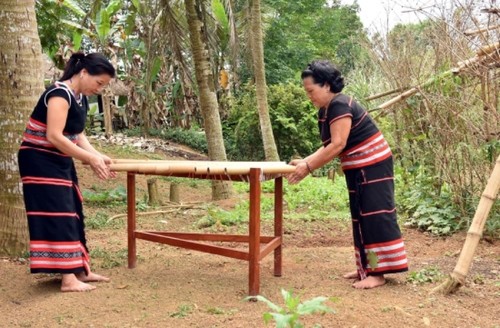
[288, 60, 408, 289]
[18, 52, 116, 292]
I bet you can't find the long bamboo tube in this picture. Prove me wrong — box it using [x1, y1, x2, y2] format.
[432, 155, 500, 294]
[109, 161, 296, 175]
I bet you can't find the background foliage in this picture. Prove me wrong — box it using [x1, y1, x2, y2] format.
[33, 0, 499, 236]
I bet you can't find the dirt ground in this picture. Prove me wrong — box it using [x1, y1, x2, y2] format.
[1, 141, 499, 328]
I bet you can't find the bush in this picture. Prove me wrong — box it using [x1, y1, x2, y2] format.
[395, 164, 463, 235]
[224, 82, 319, 161]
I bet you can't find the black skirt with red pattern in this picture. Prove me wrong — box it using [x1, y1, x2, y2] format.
[18, 143, 90, 274]
[344, 156, 409, 278]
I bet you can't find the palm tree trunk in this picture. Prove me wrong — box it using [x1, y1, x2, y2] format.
[0, 0, 44, 255]
[184, 0, 232, 200]
[249, 0, 279, 161]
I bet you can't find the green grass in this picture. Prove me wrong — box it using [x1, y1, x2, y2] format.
[196, 176, 351, 228]
[82, 186, 127, 206]
[89, 247, 128, 269]
[85, 211, 124, 230]
[169, 304, 194, 318]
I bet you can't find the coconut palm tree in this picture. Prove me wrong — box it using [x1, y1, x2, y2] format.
[0, 0, 44, 255]
[184, 0, 232, 200]
[249, 0, 279, 161]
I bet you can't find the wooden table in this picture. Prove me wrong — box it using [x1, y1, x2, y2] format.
[110, 160, 295, 296]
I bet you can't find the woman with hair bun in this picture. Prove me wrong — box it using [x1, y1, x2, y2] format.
[287, 60, 408, 289]
[18, 52, 116, 292]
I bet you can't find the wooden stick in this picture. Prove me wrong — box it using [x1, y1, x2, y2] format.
[107, 209, 180, 223]
[432, 155, 500, 295]
[364, 87, 407, 102]
[464, 24, 500, 36]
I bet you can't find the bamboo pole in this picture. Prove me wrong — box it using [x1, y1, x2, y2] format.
[364, 87, 407, 102]
[476, 41, 500, 56]
[464, 24, 500, 36]
[432, 155, 500, 295]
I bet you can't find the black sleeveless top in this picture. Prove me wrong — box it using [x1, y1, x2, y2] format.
[22, 82, 88, 148]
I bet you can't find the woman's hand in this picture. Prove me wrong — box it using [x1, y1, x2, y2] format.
[88, 154, 111, 180]
[289, 158, 303, 166]
[100, 154, 117, 178]
[286, 161, 309, 185]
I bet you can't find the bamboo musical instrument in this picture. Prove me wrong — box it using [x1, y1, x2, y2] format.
[109, 160, 296, 175]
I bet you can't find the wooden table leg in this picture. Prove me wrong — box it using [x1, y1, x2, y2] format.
[248, 168, 261, 296]
[127, 172, 137, 268]
[274, 176, 283, 277]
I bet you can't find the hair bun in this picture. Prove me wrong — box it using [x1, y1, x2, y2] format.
[331, 76, 345, 93]
[71, 52, 85, 61]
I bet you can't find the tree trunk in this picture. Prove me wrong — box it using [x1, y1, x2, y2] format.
[0, 0, 44, 255]
[184, 0, 231, 200]
[249, 0, 279, 161]
[147, 178, 161, 206]
[169, 183, 180, 203]
[102, 92, 113, 138]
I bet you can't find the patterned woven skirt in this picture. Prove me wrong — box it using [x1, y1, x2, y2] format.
[344, 156, 408, 279]
[18, 143, 89, 274]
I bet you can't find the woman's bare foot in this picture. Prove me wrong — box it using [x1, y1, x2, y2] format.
[343, 271, 359, 279]
[76, 271, 110, 283]
[352, 275, 386, 289]
[61, 274, 96, 292]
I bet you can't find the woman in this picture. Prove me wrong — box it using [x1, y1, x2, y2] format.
[287, 60, 408, 289]
[18, 52, 116, 292]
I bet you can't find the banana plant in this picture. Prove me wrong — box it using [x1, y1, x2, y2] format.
[47, 0, 131, 51]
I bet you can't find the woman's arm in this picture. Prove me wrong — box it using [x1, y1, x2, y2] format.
[288, 117, 351, 184]
[46, 97, 111, 179]
[76, 132, 101, 156]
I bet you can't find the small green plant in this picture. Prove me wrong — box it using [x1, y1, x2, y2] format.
[89, 247, 128, 269]
[82, 186, 127, 206]
[85, 103, 103, 134]
[406, 266, 444, 285]
[246, 289, 334, 328]
[170, 304, 194, 318]
[206, 307, 226, 315]
[86, 211, 119, 230]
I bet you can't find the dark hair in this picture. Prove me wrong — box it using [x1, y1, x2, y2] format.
[59, 52, 116, 81]
[301, 60, 344, 93]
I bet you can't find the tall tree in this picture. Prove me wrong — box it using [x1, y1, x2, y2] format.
[0, 0, 44, 255]
[184, 0, 232, 200]
[262, 0, 364, 84]
[249, 0, 279, 161]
